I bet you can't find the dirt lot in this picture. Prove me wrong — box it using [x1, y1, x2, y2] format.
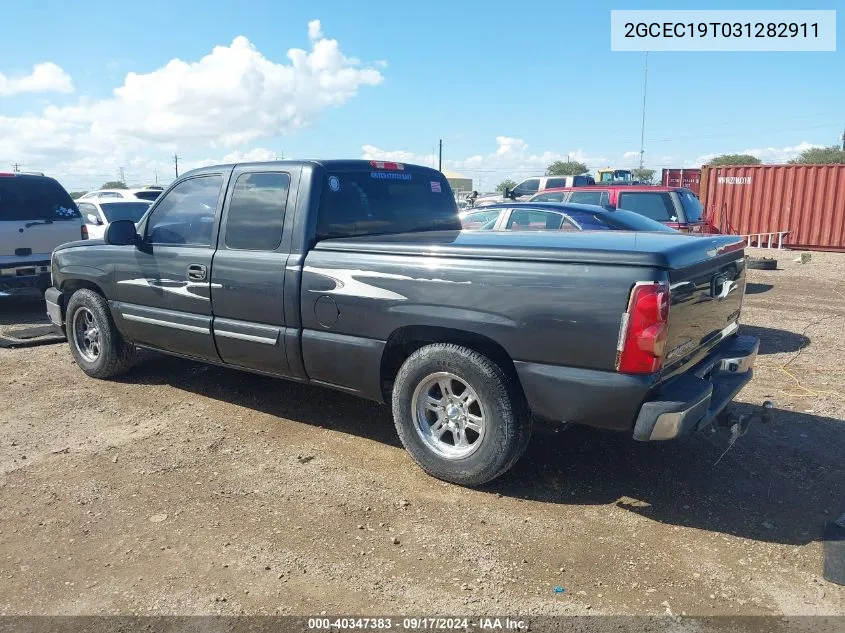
[1, 249, 844, 617]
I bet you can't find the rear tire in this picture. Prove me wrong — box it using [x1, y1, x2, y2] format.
[66, 289, 134, 378]
[391, 343, 532, 486]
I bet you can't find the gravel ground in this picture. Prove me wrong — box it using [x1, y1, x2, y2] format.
[0, 249, 843, 617]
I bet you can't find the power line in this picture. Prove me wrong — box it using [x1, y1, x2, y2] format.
[639, 51, 648, 170]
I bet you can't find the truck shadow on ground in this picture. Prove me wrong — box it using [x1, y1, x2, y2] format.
[490, 402, 844, 547]
[125, 354, 843, 548]
[740, 324, 810, 355]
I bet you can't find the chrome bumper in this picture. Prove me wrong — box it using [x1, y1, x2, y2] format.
[633, 334, 759, 442]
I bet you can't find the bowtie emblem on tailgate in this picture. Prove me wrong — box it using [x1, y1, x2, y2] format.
[710, 274, 736, 299]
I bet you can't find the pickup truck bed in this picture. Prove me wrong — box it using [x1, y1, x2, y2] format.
[45, 159, 761, 486]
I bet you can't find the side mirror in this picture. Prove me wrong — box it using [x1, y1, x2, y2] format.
[86, 213, 102, 226]
[104, 219, 138, 246]
[504, 187, 515, 200]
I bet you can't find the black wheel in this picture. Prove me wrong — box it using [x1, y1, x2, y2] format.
[65, 289, 134, 378]
[391, 343, 532, 486]
[747, 257, 777, 270]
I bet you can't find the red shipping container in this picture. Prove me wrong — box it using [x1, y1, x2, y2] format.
[700, 164, 845, 252]
[661, 168, 701, 195]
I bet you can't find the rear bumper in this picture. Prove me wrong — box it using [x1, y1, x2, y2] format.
[0, 262, 50, 292]
[514, 333, 759, 439]
[632, 334, 759, 441]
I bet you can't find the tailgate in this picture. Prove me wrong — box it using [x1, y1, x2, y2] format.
[662, 245, 746, 376]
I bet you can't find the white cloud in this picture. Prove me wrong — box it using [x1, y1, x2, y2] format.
[3, 21, 383, 187]
[695, 141, 824, 166]
[0, 62, 74, 96]
[362, 137, 607, 190]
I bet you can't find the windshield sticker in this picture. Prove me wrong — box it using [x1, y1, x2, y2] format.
[430, 181, 442, 193]
[370, 171, 412, 181]
[328, 176, 341, 192]
[55, 206, 77, 218]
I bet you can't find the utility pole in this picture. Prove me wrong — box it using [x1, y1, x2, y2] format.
[438, 139, 443, 172]
[841, 126, 845, 152]
[174, 154, 180, 178]
[154, 168, 158, 185]
[12, 163, 20, 172]
[639, 51, 649, 170]
[118, 167, 126, 185]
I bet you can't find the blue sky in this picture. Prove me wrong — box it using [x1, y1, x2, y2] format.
[1, 0, 841, 191]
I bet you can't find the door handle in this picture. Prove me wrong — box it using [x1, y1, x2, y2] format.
[187, 264, 207, 281]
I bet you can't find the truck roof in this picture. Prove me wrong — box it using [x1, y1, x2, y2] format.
[541, 185, 686, 194]
[182, 159, 445, 179]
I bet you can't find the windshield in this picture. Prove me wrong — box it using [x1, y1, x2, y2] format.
[0, 176, 80, 221]
[100, 202, 151, 222]
[316, 169, 459, 240]
[677, 189, 704, 222]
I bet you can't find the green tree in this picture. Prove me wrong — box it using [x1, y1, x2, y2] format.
[100, 180, 128, 189]
[495, 178, 517, 192]
[69, 191, 87, 200]
[632, 168, 656, 184]
[788, 146, 845, 164]
[546, 160, 589, 176]
[708, 154, 761, 166]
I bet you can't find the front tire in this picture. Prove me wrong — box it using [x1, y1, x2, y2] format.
[66, 289, 134, 378]
[391, 344, 532, 486]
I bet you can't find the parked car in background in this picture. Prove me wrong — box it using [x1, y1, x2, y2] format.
[46, 159, 760, 486]
[1, 172, 84, 294]
[79, 187, 164, 202]
[529, 185, 713, 233]
[473, 175, 596, 207]
[461, 203, 678, 233]
[77, 199, 152, 240]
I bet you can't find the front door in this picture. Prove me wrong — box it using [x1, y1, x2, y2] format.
[112, 172, 228, 361]
[210, 166, 299, 376]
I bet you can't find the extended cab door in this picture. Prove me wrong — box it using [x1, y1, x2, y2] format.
[112, 172, 228, 361]
[209, 165, 300, 376]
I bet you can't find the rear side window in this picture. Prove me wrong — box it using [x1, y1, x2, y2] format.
[617, 192, 677, 222]
[567, 191, 608, 206]
[677, 190, 704, 222]
[506, 209, 564, 231]
[225, 172, 290, 251]
[544, 177, 568, 189]
[0, 176, 80, 221]
[317, 170, 459, 240]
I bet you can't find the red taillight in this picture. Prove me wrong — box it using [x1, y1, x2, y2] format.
[369, 161, 404, 170]
[81, 224, 88, 240]
[616, 282, 670, 374]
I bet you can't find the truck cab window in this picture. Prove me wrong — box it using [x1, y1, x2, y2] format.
[145, 175, 222, 246]
[513, 179, 540, 196]
[225, 172, 290, 251]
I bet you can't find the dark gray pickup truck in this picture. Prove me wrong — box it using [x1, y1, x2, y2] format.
[45, 160, 762, 485]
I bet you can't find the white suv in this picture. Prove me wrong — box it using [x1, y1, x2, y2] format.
[473, 175, 596, 207]
[1, 172, 84, 294]
[79, 187, 163, 202]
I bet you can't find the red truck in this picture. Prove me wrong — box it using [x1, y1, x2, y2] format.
[529, 185, 715, 234]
